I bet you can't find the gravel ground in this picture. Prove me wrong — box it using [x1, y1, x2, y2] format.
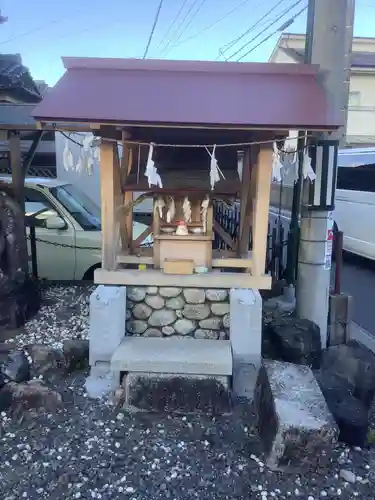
[1, 284, 375, 500]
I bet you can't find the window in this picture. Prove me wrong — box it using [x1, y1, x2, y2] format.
[24, 187, 60, 228]
[50, 184, 101, 230]
[348, 91, 361, 107]
[337, 165, 375, 193]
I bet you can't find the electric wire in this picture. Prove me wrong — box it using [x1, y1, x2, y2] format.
[163, 0, 208, 54]
[159, 0, 202, 55]
[236, 4, 307, 61]
[0, 7, 86, 45]
[225, 0, 305, 61]
[168, 0, 251, 50]
[143, 0, 165, 58]
[217, 0, 285, 60]
[155, 0, 190, 51]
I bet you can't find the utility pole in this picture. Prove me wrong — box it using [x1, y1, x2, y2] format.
[296, 0, 355, 347]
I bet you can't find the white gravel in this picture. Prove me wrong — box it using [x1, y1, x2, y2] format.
[6, 285, 94, 350]
[1, 284, 375, 500]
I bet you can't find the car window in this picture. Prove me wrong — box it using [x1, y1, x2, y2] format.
[337, 165, 375, 192]
[24, 187, 60, 228]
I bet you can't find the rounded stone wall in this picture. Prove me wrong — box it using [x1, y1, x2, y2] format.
[126, 287, 230, 339]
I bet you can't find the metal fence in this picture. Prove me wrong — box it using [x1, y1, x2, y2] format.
[212, 202, 289, 282]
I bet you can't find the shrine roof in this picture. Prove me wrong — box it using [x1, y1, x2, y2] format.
[32, 57, 340, 131]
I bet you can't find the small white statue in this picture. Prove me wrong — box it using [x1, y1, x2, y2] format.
[154, 196, 165, 220]
[166, 196, 176, 224]
[200, 195, 210, 233]
[182, 196, 191, 224]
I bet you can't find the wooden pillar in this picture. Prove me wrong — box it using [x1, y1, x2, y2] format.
[9, 130, 29, 272]
[120, 142, 133, 251]
[9, 131, 24, 211]
[238, 147, 256, 256]
[251, 146, 273, 277]
[114, 142, 131, 252]
[100, 140, 121, 270]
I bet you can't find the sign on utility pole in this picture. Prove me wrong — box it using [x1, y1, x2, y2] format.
[296, 0, 355, 347]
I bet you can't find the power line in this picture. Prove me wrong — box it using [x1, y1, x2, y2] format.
[236, 4, 307, 61]
[225, 0, 305, 61]
[0, 7, 86, 45]
[164, 0, 207, 54]
[217, 0, 285, 60]
[169, 0, 251, 50]
[160, 0, 201, 55]
[143, 0, 165, 59]
[155, 0, 189, 51]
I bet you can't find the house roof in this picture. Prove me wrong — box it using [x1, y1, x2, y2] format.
[0, 54, 41, 102]
[32, 57, 340, 131]
[0, 103, 37, 128]
[282, 47, 375, 68]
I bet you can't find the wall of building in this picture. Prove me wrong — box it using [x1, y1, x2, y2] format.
[270, 35, 375, 147]
[125, 286, 230, 339]
[347, 72, 375, 146]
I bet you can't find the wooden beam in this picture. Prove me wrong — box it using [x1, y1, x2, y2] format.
[22, 130, 44, 176]
[133, 225, 153, 248]
[120, 141, 133, 251]
[113, 142, 130, 252]
[251, 146, 273, 277]
[99, 140, 120, 270]
[95, 268, 272, 290]
[238, 147, 253, 255]
[213, 220, 235, 250]
[9, 131, 24, 211]
[9, 130, 29, 272]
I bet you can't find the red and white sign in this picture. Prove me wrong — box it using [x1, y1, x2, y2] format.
[324, 212, 334, 270]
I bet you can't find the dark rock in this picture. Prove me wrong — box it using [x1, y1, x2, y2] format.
[25, 344, 66, 380]
[315, 370, 369, 447]
[0, 380, 62, 415]
[320, 340, 375, 408]
[63, 339, 89, 372]
[0, 370, 7, 389]
[1, 348, 30, 382]
[267, 316, 321, 368]
[255, 360, 338, 471]
[262, 321, 282, 360]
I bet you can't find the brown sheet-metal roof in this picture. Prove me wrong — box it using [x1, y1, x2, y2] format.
[32, 57, 340, 130]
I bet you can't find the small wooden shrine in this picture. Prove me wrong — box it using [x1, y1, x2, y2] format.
[33, 57, 340, 290]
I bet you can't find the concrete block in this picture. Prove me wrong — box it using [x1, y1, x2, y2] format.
[122, 372, 230, 414]
[85, 362, 120, 399]
[89, 285, 126, 365]
[255, 359, 338, 471]
[111, 337, 232, 375]
[230, 288, 262, 400]
[328, 293, 353, 346]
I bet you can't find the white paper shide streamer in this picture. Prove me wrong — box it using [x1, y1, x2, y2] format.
[206, 145, 225, 190]
[62, 133, 96, 176]
[63, 139, 74, 171]
[271, 142, 283, 182]
[271, 130, 315, 185]
[144, 143, 163, 188]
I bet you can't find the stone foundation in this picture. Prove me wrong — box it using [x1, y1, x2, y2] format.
[122, 372, 230, 414]
[126, 286, 230, 340]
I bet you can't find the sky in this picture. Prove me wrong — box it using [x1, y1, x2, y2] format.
[0, 0, 374, 86]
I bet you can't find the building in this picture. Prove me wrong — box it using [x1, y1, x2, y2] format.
[269, 33, 375, 147]
[0, 53, 56, 177]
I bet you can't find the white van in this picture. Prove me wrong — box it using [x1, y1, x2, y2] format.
[334, 147, 375, 261]
[269, 147, 375, 262]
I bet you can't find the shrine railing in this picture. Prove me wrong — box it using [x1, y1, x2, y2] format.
[212, 201, 289, 282]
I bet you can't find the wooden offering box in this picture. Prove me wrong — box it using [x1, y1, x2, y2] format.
[153, 195, 213, 270]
